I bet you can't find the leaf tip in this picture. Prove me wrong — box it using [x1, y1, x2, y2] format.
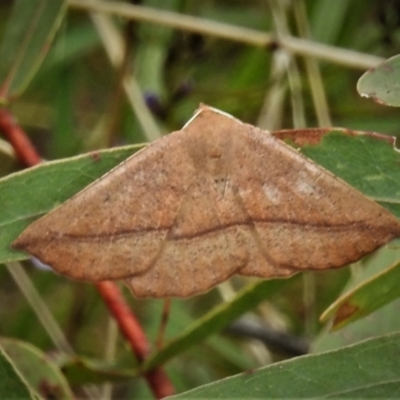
[331, 301, 360, 330]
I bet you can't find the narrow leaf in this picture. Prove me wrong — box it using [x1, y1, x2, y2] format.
[168, 332, 400, 399]
[321, 259, 400, 329]
[313, 243, 400, 352]
[0, 0, 67, 100]
[357, 54, 400, 107]
[142, 277, 297, 371]
[0, 144, 144, 263]
[1, 338, 74, 399]
[0, 345, 32, 399]
[297, 131, 400, 217]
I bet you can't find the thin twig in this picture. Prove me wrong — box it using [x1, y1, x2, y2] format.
[103, 16, 136, 148]
[68, 0, 384, 70]
[101, 317, 118, 400]
[270, 0, 306, 128]
[226, 318, 309, 357]
[293, 0, 332, 126]
[256, 50, 289, 130]
[90, 12, 162, 142]
[6, 262, 75, 354]
[156, 298, 171, 349]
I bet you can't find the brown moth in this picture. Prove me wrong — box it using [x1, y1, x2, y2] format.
[13, 105, 400, 298]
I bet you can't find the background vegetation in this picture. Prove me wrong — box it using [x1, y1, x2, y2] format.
[1, 0, 400, 398]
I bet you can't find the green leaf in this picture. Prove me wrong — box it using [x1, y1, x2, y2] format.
[168, 332, 400, 399]
[142, 277, 297, 371]
[321, 258, 400, 330]
[313, 244, 400, 352]
[1, 337, 74, 399]
[357, 54, 400, 107]
[0, 0, 67, 101]
[0, 345, 32, 399]
[298, 131, 400, 217]
[317, 240, 400, 331]
[290, 129, 400, 329]
[0, 144, 144, 263]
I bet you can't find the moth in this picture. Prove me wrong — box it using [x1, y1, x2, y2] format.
[13, 105, 400, 297]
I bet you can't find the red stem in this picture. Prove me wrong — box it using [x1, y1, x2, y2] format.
[0, 109, 41, 166]
[96, 282, 174, 398]
[0, 107, 174, 399]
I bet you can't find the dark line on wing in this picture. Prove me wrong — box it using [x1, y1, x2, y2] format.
[230, 185, 280, 271]
[142, 183, 189, 273]
[45, 217, 391, 243]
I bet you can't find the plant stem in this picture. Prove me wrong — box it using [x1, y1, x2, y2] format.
[69, 0, 384, 70]
[97, 282, 174, 398]
[0, 109, 41, 166]
[90, 12, 162, 142]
